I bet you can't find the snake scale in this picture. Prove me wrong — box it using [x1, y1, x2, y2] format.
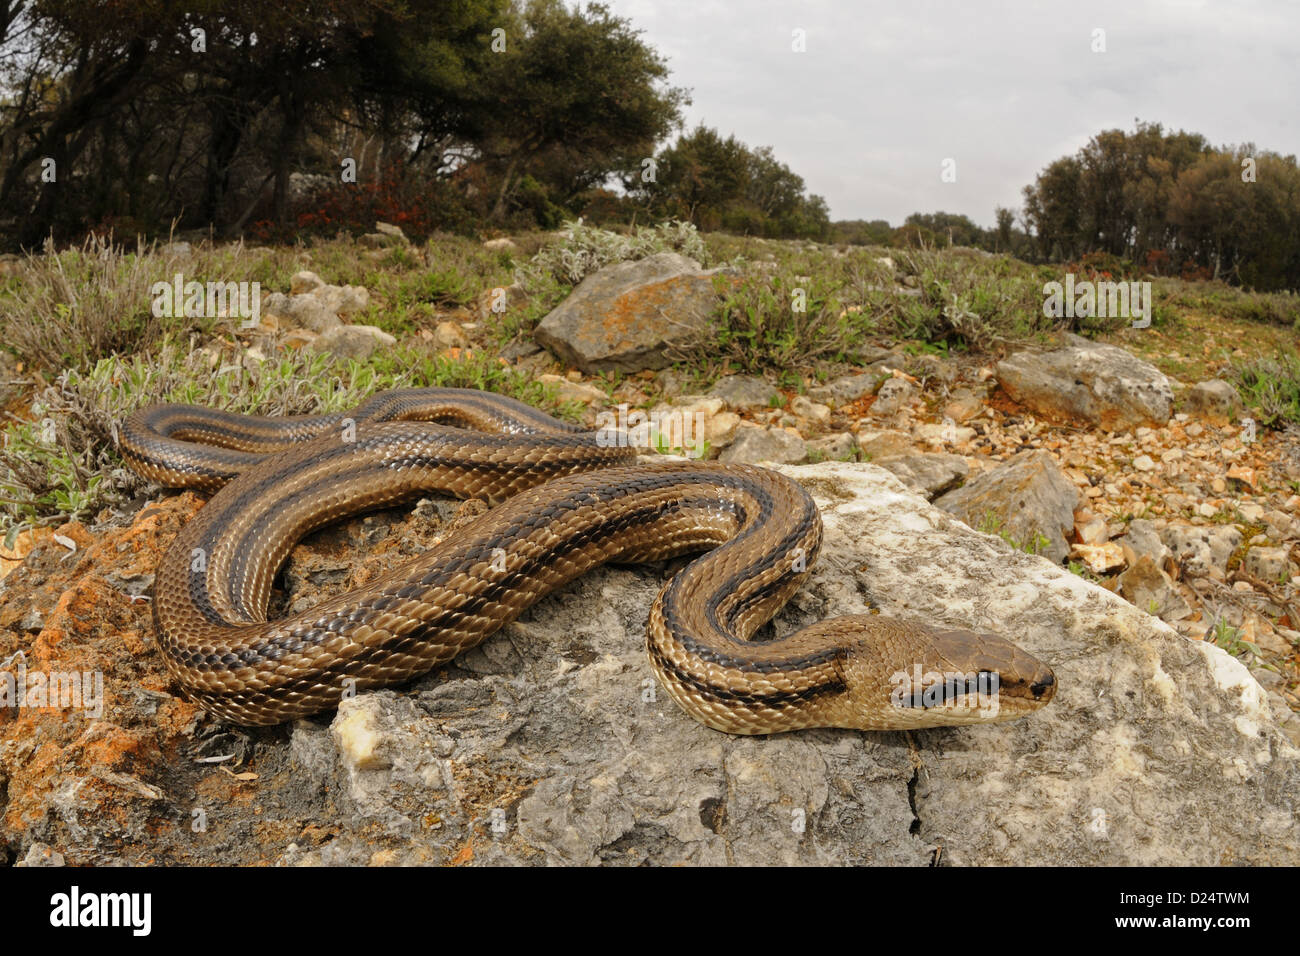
[120, 387, 1055, 732]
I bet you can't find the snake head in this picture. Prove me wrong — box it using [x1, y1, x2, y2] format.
[835, 615, 1056, 730]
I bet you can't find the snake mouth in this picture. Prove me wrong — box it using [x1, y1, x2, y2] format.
[1029, 672, 1056, 700]
[999, 666, 1056, 707]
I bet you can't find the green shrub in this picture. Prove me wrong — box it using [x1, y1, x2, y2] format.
[701, 272, 852, 377]
[1230, 349, 1300, 428]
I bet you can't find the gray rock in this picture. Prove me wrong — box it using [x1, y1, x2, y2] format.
[717, 426, 807, 465]
[315, 284, 370, 317]
[807, 365, 892, 406]
[875, 453, 969, 499]
[855, 429, 912, 461]
[708, 375, 781, 410]
[1120, 519, 1172, 566]
[308, 324, 397, 361]
[260, 291, 291, 320]
[286, 462, 1300, 865]
[17, 843, 65, 867]
[806, 433, 856, 462]
[501, 339, 543, 362]
[374, 221, 410, 243]
[534, 253, 732, 373]
[285, 293, 344, 333]
[909, 354, 957, 385]
[870, 378, 916, 418]
[1115, 555, 1192, 621]
[290, 270, 326, 295]
[996, 334, 1173, 430]
[943, 388, 985, 423]
[1243, 547, 1292, 582]
[1160, 524, 1242, 579]
[790, 395, 831, 426]
[1185, 380, 1243, 424]
[935, 450, 1081, 563]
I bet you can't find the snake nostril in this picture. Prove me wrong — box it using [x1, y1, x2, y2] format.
[1030, 674, 1055, 698]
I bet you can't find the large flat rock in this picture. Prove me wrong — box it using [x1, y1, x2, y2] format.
[996, 334, 1174, 431]
[290, 462, 1299, 865]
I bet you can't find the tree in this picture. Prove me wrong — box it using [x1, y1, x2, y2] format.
[634, 125, 828, 238]
[476, 0, 686, 221]
[994, 206, 1014, 252]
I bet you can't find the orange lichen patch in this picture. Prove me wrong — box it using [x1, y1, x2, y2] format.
[50, 520, 94, 551]
[983, 383, 1032, 419]
[74, 719, 158, 769]
[839, 393, 879, 421]
[450, 839, 474, 865]
[596, 274, 739, 352]
[1, 717, 163, 834]
[152, 696, 198, 737]
[0, 488, 206, 853]
[43, 576, 136, 640]
[0, 527, 53, 580]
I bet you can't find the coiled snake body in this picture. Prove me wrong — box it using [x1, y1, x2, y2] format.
[121, 388, 1055, 731]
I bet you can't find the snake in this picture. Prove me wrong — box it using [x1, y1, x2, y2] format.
[120, 387, 1056, 732]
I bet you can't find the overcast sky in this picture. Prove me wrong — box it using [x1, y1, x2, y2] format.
[603, 0, 1300, 227]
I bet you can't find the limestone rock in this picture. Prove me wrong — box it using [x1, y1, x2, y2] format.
[996, 334, 1173, 430]
[315, 284, 369, 317]
[285, 293, 344, 334]
[942, 388, 985, 423]
[1120, 519, 1173, 566]
[295, 462, 1300, 865]
[537, 374, 606, 406]
[874, 453, 969, 500]
[374, 222, 406, 239]
[806, 433, 856, 462]
[790, 395, 831, 426]
[708, 375, 781, 410]
[1243, 547, 1293, 582]
[1161, 524, 1242, 579]
[534, 253, 733, 373]
[870, 378, 917, 419]
[309, 324, 397, 361]
[290, 271, 326, 295]
[855, 429, 912, 461]
[1185, 380, 1243, 425]
[1116, 555, 1192, 621]
[717, 425, 806, 465]
[806, 360, 899, 406]
[935, 450, 1081, 563]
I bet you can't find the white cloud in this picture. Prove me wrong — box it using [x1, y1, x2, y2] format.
[603, 0, 1300, 226]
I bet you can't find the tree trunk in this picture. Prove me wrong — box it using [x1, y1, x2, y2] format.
[491, 154, 524, 222]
